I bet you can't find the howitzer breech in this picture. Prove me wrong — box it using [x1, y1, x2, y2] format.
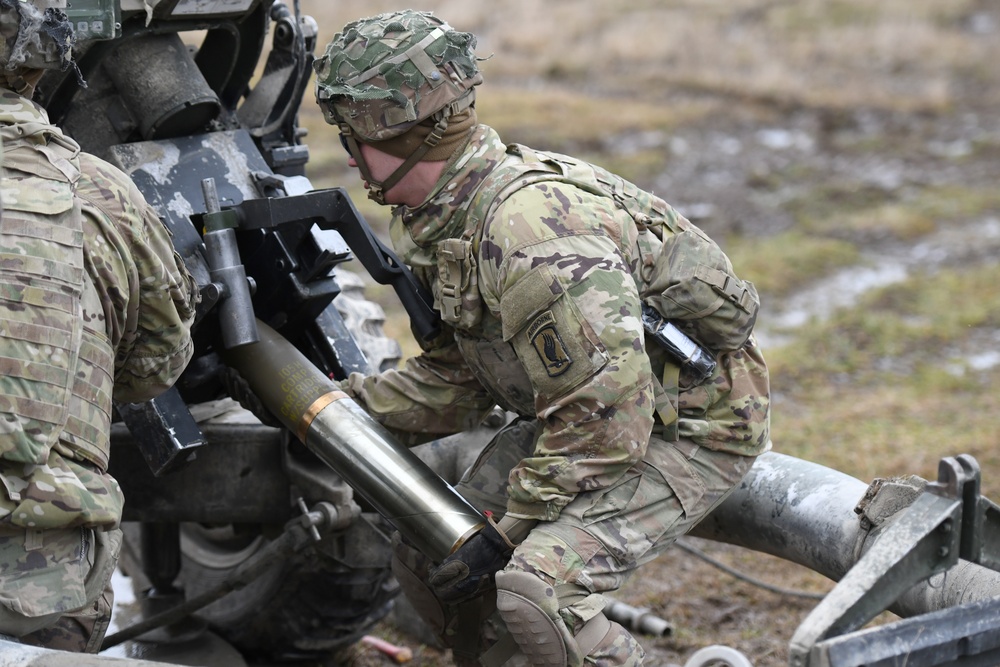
[223, 320, 484, 561]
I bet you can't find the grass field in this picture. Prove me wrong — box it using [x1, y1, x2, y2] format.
[298, 0, 1000, 488]
[289, 3, 1000, 665]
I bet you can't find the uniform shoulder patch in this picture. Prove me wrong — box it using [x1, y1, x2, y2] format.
[527, 310, 572, 377]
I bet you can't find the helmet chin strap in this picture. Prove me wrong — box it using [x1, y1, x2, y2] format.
[340, 129, 384, 204]
[343, 115, 451, 206]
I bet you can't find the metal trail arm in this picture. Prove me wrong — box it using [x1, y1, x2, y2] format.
[692, 453, 1000, 667]
[787, 455, 1000, 667]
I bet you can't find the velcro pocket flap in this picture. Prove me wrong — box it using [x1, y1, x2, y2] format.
[1, 177, 74, 216]
[500, 264, 564, 342]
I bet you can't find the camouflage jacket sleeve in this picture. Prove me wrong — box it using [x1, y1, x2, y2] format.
[75, 154, 198, 403]
[479, 183, 656, 521]
[340, 323, 498, 445]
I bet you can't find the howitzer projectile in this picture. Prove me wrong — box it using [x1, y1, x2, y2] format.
[223, 320, 485, 561]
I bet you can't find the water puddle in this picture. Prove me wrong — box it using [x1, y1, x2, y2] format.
[99, 570, 138, 659]
[101, 570, 248, 666]
[754, 217, 1000, 375]
[764, 260, 909, 333]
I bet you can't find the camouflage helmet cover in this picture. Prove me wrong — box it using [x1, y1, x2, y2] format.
[314, 10, 483, 143]
[0, 0, 75, 72]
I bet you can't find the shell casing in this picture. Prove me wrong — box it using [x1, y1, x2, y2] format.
[223, 320, 484, 561]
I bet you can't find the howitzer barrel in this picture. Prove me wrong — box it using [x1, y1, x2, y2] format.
[223, 320, 484, 562]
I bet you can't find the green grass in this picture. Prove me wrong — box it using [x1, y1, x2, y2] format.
[292, 0, 1000, 493]
[790, 182, 1000, 237]
[766, 262, 1000, 494]
[285, 3, 1000, 664]
[770, 375, 1000, 495]
[726, 231, 860, 297]
[917, 184, 1000, 220]
[771, 262, 1000, 382]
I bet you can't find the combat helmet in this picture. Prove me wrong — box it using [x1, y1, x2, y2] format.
[314, 10, 483, 204]
[0, 0, 78, 93]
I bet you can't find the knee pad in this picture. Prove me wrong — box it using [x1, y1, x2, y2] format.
[495, 570, 612, 667]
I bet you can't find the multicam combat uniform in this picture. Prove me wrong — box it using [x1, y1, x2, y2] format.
[0, 88, 197, 651]
[341, 125, 770, 665]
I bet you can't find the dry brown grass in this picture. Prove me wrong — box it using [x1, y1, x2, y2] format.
[296, 0, 999, 245]
[296, 0, 1000, 354]
[300, 0, 995, 115]
[286, 3, 1000, 665]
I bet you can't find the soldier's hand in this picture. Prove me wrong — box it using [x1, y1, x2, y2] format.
[220, 366, 282, 428]
[428, 521, 513, 604]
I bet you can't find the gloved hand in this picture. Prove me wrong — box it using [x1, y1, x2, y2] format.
[220, 366, 282, 428]
[429, 513, 538, 604]
[428, 520, 513, 604]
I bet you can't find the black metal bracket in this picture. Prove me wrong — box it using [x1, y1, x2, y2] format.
[222, 187, 441, 341]
[115, 387, 207, 476]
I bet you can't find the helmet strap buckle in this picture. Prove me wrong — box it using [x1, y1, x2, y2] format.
[372, 113, 453, 203]
[424, 115, 449, 148]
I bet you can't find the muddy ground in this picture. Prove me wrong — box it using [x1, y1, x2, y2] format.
[329, 3, 1000, 667]
[101, 2, 1000, 666]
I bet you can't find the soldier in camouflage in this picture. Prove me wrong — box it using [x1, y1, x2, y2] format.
[0, 0, 198, 652]
[316, 11, 769, 666]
